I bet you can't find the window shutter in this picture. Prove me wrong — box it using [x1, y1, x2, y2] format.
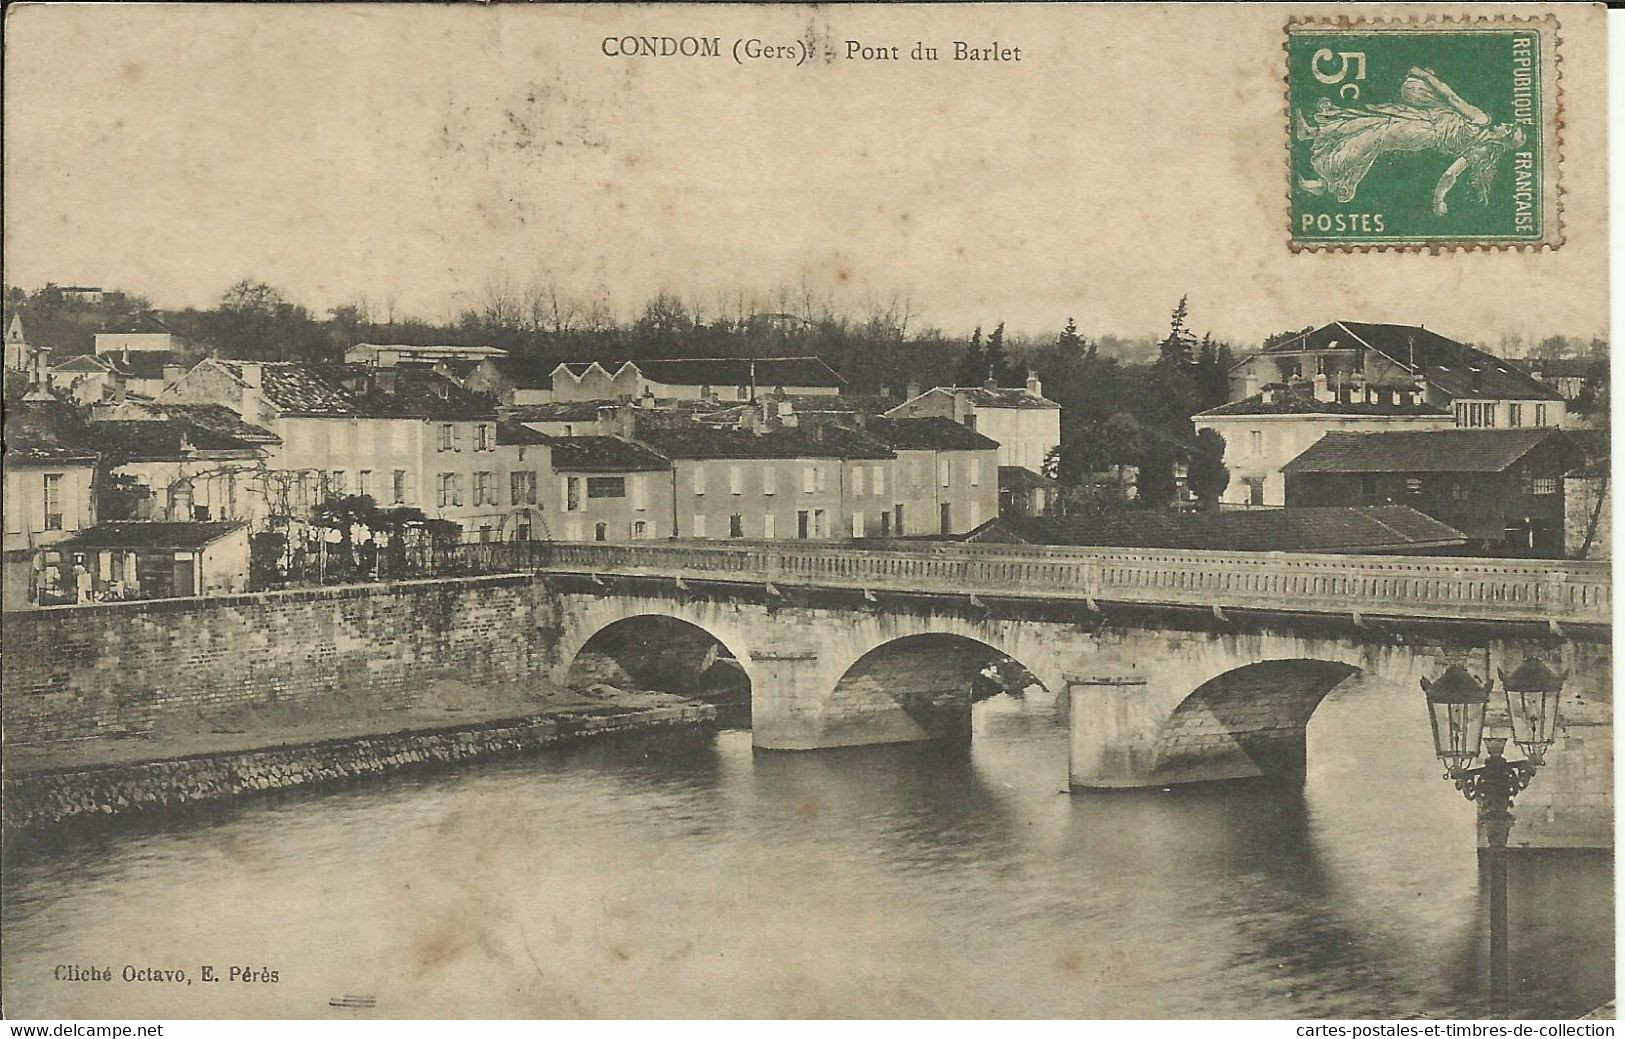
[763, 513, 775, 538]
[851, 466, 864, 496]
[729, 465, 742, 494]
[763, 466, 776, 495]
[802, 466, 815, 493]
[970, 459, 981, 486]
[454, 474, 464, 506]
[851, 511, 864, 537]
[872, 465, 884, 495]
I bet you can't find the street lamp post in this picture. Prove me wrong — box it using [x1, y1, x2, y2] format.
[1421, 659, 1563, 1015]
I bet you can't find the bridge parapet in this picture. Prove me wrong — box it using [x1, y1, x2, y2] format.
[466, 540, 1610, 627]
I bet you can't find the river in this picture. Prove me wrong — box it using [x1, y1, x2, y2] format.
[1, 675, 1612, 1019]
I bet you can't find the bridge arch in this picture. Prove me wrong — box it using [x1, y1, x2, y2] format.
[551, 597, 760, 699]
[819, 631, 1054, 748]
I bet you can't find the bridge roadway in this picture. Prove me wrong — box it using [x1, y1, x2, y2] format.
[462, 538, 1612, 628]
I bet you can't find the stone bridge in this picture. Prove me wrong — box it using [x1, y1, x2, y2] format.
[487, 540, 1611, 791]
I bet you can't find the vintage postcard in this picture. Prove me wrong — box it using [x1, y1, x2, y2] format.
[0, 1, 1612, 1025]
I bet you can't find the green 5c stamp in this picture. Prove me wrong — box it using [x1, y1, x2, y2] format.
[1288, 17, 1560, 249]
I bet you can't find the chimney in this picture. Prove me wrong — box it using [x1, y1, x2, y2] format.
[1243, 372, 1261, 398]
[638, 387, 655, 408]
[983, 372, 998, 391]
[162, 363, 185, 391]
[32, 346, 51, 389]
[810, 414, 826, 442]
[952, 391, 972, 427]
[375, 366, 398, 395]
[1312, 372, 1329, 401]
[239, 362, 263, 389]
[1261, 386, 1276, 405]
[1026, 369, 1042, 398]
[619, 404, 636, 439]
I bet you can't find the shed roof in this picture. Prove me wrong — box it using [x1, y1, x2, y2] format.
[1281, 428, 1580, 474]
[968, 506, 1467, 554]
[58, 521, 247, 550]
[865, 416, 1000, 451]
[546, 435, 670, 472]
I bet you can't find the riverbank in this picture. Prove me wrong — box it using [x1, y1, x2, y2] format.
[1, 686, 716, 834]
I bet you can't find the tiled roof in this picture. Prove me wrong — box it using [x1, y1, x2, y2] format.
[96, 312, 175, 335]
[1198, 385, 1449, 418]
[50, 354, 120, 374]
[57, 521, 246, 550]
[970, 506, 1467, 553]
[1256, 322, 1562, 402]
[888, 385, 1059, 413]
[102, 351, 184, 380]
[1, 397, 99, 463]
[82, 420, 264, 461]
[781, 393, 895, 416]
[496, 420, 551, 446]
[219, 362, 497, 420]
[1282, 428, 1580, 474]
[546, 435, 670, 473]
[505, 400, 616, 423]
[998, 465, 1058, 489]
[865, 416, 1000, 451]
[146, 403, 280, 444]
[633, 417, 894, 460]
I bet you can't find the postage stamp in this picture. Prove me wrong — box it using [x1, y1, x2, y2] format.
[1287, 16, 1561, 250]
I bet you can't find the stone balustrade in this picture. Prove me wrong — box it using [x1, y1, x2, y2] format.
[479, 539, 1610, 626]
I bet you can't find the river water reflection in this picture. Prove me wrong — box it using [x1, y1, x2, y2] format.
[2, 677, 1612, 1018]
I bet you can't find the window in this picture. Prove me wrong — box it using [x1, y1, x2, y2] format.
[797, 510, 810, 539]
[587, 477, 626, 498]
[1249, 430, 1264, 456]
[1509, 403, 1523, 427]
[813, 509, 827, 537]
[1244, 477, 1265, 507]
[632, 474, 647, 511]
[763, 513, 776, 538]
[729, 465, 743, 495]
[692, 464, 706, 495]
[938, 458, 951, 488]
[474, 471, 493, 506]
[511, 470, 537, 505]
[1530, 476, 1559, 495]
[438, 424, 455, 451]
[763, 466, 776, 495]
[633, 520, 648, 539]
[894, 503, 905, 533]
[358, 470, 372, 498]
[880, 511, 891, 536]
[517, 519, 533, 541]
[851, 466, 865, 496]
[872, 465, 884, 496]
[1452, 482, 1468, 501]
[475, 424, 493, 451]
[940, 502, 952, 534]
[1484, 403, 1496, 427]
[566, 477, 581, 511]
[692, 514, 707, 538]
[815, 465, 827, 492]
[1535, 403, 1549, 427]
[729, 513, 744, 538]
[1455, 402, 1468, 426]
[1405, 477, 1423, 494]
[802, 466, 816, 494]
[851, 511, 864, 537]
[969, 458, 981, 486]
[330, 470, 347, 495]
[479, 525, 493, 544]
[437, 473, 456, 507]
[737, 384, 749, 400]
[43, 474, 63, 530]
[594, 522, 608, 542]
[392, 469, 408, 504]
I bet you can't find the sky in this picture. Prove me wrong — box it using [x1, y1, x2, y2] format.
[3, 3, 1608, 347]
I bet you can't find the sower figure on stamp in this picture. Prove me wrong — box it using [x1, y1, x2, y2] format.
[1296, 66, 1526, 215]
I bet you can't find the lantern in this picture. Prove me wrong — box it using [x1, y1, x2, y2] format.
[1498, 657, 1566, 767]
[1422, 664, 1490, 776]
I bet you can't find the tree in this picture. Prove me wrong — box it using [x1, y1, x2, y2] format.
[1187, 428, 1230, 509]
[953, 326, 986, 386]
[1157, 296, 1197, 368]
[1135, 447, 1178, 508]
[984, 321, 1015, 384]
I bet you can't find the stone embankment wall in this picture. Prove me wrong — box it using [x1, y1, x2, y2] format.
[2, 575, 558, 745]
[3, 702, 714, 832]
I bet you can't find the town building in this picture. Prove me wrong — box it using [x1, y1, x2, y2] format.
[506, 400, 618, 437]
[155, 360, 509, 539]
[884, 373, 1061, 475]
[1281, 428, 1585, 558]
[47, 354, 126, 404]
[965, 505, 1468, 555]
[998, 465, 1059, 518]
[863, 417, 1000, 536]
[550, 357, 846, 403]
[1228, 321, 1569, 429]
[545, 434, 673, 542]
[82, 402, 282, 526]
[465, 356, 561, 406]
[2, 396, 100, 608]
[491, 420, 554, 542]
[94, 312, 184, 358]
[47, 521, 251, 601]
[342, 343, 507, 366]
[1193, 382, 1455, 508]
[629, 411, 896, 540]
